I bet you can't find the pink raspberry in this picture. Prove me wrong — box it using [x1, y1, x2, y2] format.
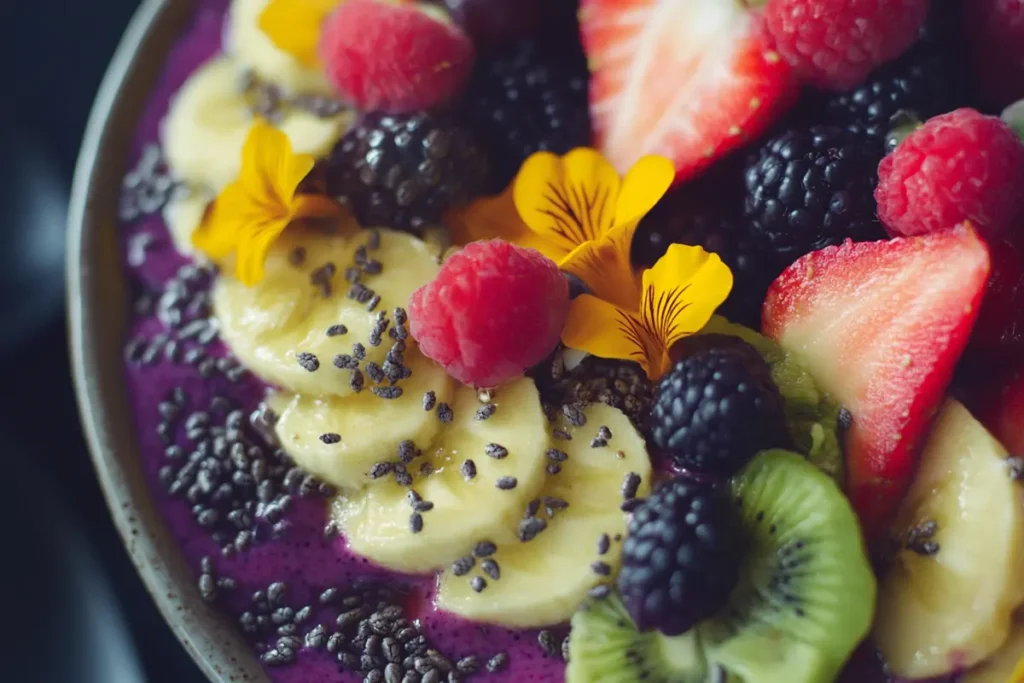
[409, 240, 569, 388]
[764, 0, 929, 91]
[875, 108, 1024, 243]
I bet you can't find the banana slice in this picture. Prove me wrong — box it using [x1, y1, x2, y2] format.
[875, 399, 1024, 679]
[161, 55, 348, 192]
[963, 616, 1024, 682]
[214, 227, 440, 397]
[162, 184, 215, 256]
[331, 378, 552, 574]
[227, 0, 333, 96]
[435, 403, 652, 628]
[269, 348, 454, 491]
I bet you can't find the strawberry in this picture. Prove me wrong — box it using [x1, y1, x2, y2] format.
[320, 0, 475, 114]
[977, 365, 1024, 454]
[580, 0, 799, 185]
[763, 225, 991, 544]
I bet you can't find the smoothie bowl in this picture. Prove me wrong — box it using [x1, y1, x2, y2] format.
[68, 0, 1024, 682]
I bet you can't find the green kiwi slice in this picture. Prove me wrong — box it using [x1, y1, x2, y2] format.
[566, 593, 711, 683]
[700, 450, 876, 683]
[698, 316, 846, 484]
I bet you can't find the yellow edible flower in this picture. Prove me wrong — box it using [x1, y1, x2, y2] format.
[259, 0, 341, 68]
[192, 120, 345, 286]
[562, 244, 733, 382]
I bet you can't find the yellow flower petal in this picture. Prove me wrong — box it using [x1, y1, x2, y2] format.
[560, 221, 643, 310]
[514, 149, 622, 256]
[615, 155, 675, 229]
[258, 0, 339, 68]
[561, 295, 645, 367]
[235, 218, 292, 286]
[242, 119, 316, 207]
[291, 193, 346, 222]
[446, 187, 564, 259]
[191, 183, 251, 259]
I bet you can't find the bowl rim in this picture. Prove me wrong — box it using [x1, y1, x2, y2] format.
[67, 1, 269, 681]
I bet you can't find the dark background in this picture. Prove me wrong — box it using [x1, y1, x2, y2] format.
[6, 2, 206, 681]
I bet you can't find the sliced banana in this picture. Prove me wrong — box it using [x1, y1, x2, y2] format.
[435, 403, 652, 628]
[161, 55, 348, 192]
[162, 184, 215, 256]
[875, 399, 1024, 679]
[963, 616, 1024, 682]
[227, 0, 333, 96]
[331, 378, 552, 574]
[270, 348, 454, 491]
[214, 227, 440, 397]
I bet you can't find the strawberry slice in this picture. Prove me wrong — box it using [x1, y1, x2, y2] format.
[762, 225, 991, 544]
[580, 0, 798, 184]
[977, 365, 1024, 455]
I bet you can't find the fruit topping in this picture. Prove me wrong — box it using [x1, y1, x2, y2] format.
[763, 225, 991, 543]
[875, 108, 1024, 242]
[874, 399, 1024, 679]
[961, 618, 1024, 682]
[462, 40, 591, 191]
[435, 401, 652, 627]
[702, 450, 876, 683]
[534, 354, 654, 431]
[214, 227, 441, 397]
[650, 336, 787, 479]
[409, 240, 569, 388]
[581, 0, 798, 183]
[966, 0, 1024, 111]
[443, 0, 544, 52]
[617, 477, 743, 635]
[820, 35, 967, 151]
[763, 0, 930, 91]
[319, 0, 475, 113]
[697, 316, 846, 483]
[332, 378, 552, 573]
[326, 111, 489, 234]
[978, 364, 1024, 455]
[743, 125, 885, 264]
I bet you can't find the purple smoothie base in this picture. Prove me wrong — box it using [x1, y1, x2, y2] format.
[120, 3, 563, 681]
[115, 3, 963, 683]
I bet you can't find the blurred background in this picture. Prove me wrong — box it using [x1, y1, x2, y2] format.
[6, 1, 205, 681]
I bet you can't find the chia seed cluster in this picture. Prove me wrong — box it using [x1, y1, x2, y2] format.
[534, 352, 653, 431]
[120, 144, 176, 223]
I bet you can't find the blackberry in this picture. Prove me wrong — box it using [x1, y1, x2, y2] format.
[326, 112, 489, 234]
[617, 477, 742, 636]
[821, 39, 967, 150]
[650, 336, 786, 478]
[462, 40, 591, 191]
[743, 125, 885, 263]
[635, 179, 785, 330]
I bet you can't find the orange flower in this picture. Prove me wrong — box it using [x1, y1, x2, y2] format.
[192, 120, 346, 286]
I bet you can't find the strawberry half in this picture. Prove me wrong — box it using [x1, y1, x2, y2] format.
[763, 225, 991, 544]
[580, 0, 798, 184]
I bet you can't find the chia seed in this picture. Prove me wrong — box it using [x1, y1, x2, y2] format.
[546, 463, 561, 475]
[597, 533, 610, 555]
[621, 472, 641, 499]
[620, 498, 642, 513]
[395, 471, 413, 487]
[546, 448, 568, 463]
[297, 352, 320, 372]
[367, 295, 382, 311]
[485, 653, 508, 673]
[398, 440, 420, 463]
[484, 443, 508, 460]
[436, 403, 453, 424]
[591, 561, 612, 576]
[495, 476, 517, 490]
[320, 433, 342, 445]
[369, 462, 394, 479]
[538, 630, 559, 657]
[470, 577, 486, 593]
[460, 460, 476, 481]
[345, 267, 362, 284]
[906, 519, 940, 556]
[1008, 456, 1024, 481]
[367, 230, 382, 250]
[588, 584, 611, 599]
[475, 404, 496, 421]
[334, 354, 358, 370]
[327, 324, 348, 337]
[518, 516, 547, 542]
[590, 437, 608, 448]
[351, 369, 365, 392]
[422, 391, 436, 411]
[451, 556, 475, 576]
[366, 362, 386, 383]
[373, 386, 403, 400]
[353, 343, 367, 360]
[473, 541, 496, 557]
[552, 429, 572, 441]
[481, 559, 500, 580]
[456, 656, 479, 675]
[562, 403, 587, 426]
[311, 262, 337, 297]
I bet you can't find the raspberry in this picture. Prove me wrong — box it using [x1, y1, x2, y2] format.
[875, 109, 1024, 243]
[320, 0, 475, 114]
[408, 240, 569, 387]
[764, 0, 930, 91]
[966, 0, 1024, 110]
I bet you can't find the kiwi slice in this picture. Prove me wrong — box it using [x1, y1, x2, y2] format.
[700, 450, 876, 683]
[698, 316, 845, 484]
[566, 593, 711, 683]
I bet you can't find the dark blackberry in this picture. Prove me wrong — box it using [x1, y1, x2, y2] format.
[650, 336, 786, 478]
[635, 186, 785, 330]
[743, 125, 885, 263]
[462, 40, 591, 191]
[617, 477, 742, 635]
[821, 39, 967, 150]
[326, 112, 489, 234]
